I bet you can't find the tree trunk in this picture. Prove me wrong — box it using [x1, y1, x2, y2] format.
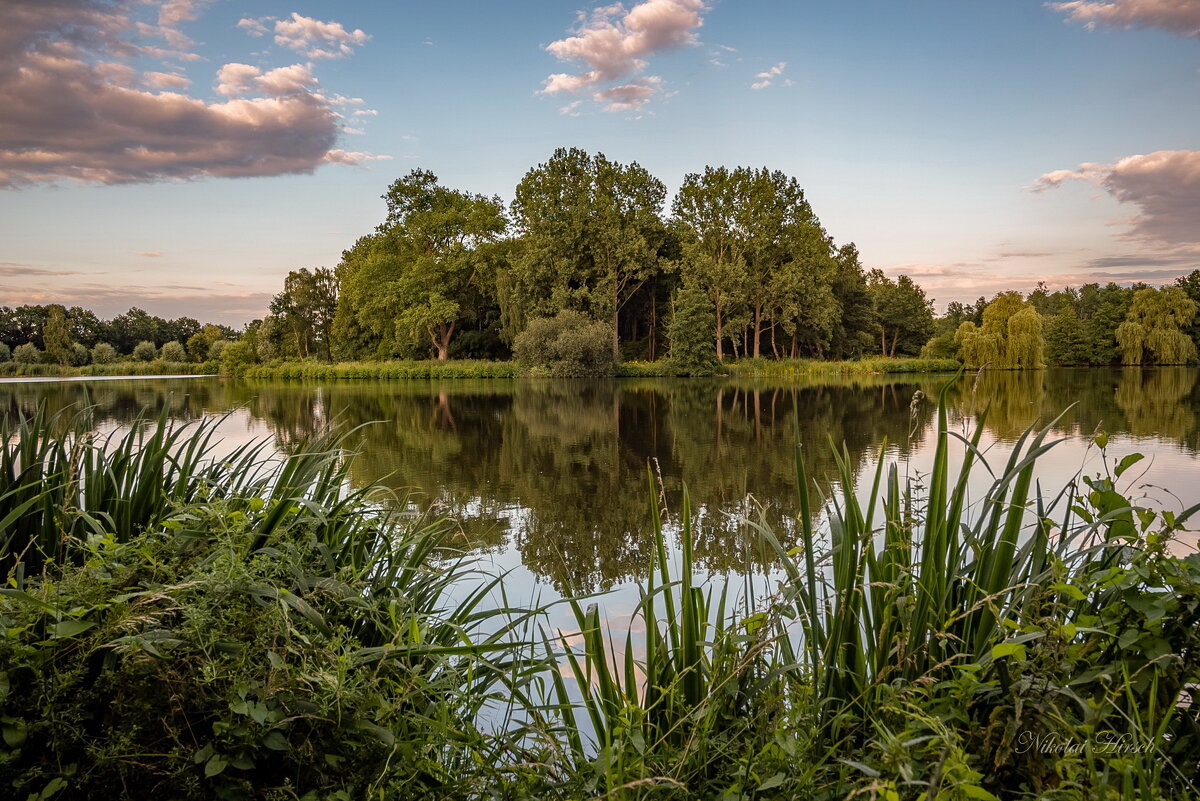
[715, 308, 724, 362]
[753, 304, 762, 359]
[881, 329, 888, 356]
[612, 308, 620, 361]
[648, 293, 657, 362]
[890, 329, 900, 357]
[433, 321, 455, 361]
[770, 322, 779, 360]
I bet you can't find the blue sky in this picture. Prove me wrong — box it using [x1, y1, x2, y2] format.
[1, 0, 1198, 324]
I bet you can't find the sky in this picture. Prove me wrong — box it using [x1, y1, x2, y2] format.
[1, 0, 1198, 326]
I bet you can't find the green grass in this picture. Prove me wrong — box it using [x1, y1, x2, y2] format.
[240, 358, 519, 380]
[0, 360, 218, 378]
[728, 355, 961, 376]
[3, 384, 1200, 799]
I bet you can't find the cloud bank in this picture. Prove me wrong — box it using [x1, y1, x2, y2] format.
[0, 0, 375, 189]
[1035, 150, 1200, 245]
[1050, 0, 1200, 37]
[541, 0, 706, 112]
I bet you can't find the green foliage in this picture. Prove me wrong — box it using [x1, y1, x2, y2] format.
[68, 342, 90, 366]
[730, 356, 959, 377]
[1045, 294, 1091, 365]
[132, 340, 158, 362]
[335, 172, 507, 362]
[89, 342, 117, 364]
[160, 340, 187, 362]
[0, 409, 541, 800]
[1116, 286, 1198, 365]
[206, 339, 229, 362]
[955, 292, 1045, 369]
[868, 271, 935, 356]
[217, 340, 258, 377]
[268, 267, 338, 361]
[513, 310, 615, 378]
[42, 304, 73, 366]
[0, 342, 9, 362]
[666, 281, 718, 375]
[508, 149, 666, 360]
[13, 342, 40, 364]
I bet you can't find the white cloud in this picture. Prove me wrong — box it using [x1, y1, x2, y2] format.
[751, 61, 787, 90]
[592, 77, 662, 111]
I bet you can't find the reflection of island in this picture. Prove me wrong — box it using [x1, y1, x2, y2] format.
[3, 368, 1198, 592]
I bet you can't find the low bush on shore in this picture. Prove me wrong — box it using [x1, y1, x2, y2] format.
[2, 383, 1198, 800]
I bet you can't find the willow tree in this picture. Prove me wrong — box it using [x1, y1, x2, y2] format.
[1115, 286, 1198, 365]
[954, 291, 1044, 369]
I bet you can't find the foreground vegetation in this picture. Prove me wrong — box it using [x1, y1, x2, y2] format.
[0, 359, 218, 378]
[2, 385, 1199, 799]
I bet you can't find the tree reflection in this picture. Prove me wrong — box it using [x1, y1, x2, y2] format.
[4, 368, 1197, 592]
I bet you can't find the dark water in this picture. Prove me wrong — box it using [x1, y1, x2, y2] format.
[3, 368, 1199, 594]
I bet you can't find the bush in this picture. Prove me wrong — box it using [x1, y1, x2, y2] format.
[0, 342, 10, 363]
[69, 342, 90, 366]
[160, 340, 187, 362]
[206, 339, 230, 362]
[217, 340, 258, 377]
[90, 342, 118, 364]
[13, 342, 41, 364]
[513, 310, 614, 378]
[132, 340, 158, 361]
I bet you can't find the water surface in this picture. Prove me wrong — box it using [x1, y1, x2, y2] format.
[4, 367, 1198, 595]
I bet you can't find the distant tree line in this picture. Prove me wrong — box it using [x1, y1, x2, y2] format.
[0, 304, 237, 367]
[924, 277, 1200, 368]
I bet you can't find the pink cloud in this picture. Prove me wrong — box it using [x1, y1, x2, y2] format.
[541, 0, 705, 109]
[1034, 150, 1200, 245]
[592, 77, 661, 111]
[269, 13, 370, 59]
[1051, 0, 1200, 38]
[144, 70, 190, 89]
[0, 0, 379, 188]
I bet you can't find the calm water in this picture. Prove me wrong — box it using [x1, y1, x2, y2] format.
[3, 368, 1199, 595]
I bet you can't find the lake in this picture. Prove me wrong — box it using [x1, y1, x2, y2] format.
[3, 367, 1199, 598]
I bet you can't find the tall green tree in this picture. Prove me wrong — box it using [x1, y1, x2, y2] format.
[868, 271, 935, 357]
[667, 280, 718, 375]
[1116, 286, 1198, 365]
[509, 148, 667, 359]
[42, 304, 73, 366]
[270, 268, 338, 361]
[341, 171, 507, 361]
[1175, 270, 1200, 351]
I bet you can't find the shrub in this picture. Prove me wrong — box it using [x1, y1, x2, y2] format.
[160, 340, 187, 362]
[206, 339, 230, 362]
[90, 342, 118, 364]
[13, 342, 40, 364]
[132, 340, 158, 361]
[69, 342, 90, 366]
[513, 310, 614, 378]
[0, 342, 10, 363]
[218, 340, 257, 377]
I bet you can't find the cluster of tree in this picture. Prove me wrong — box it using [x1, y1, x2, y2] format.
[924, 273, 1200, 368]
[0, 304, 237, 367]
[251, 151, 936, 371]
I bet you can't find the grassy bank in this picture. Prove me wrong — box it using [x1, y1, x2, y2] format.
[0, 360, 219, 378]
[236, 356, 961, 380]
[2, 389, 1199, 799]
